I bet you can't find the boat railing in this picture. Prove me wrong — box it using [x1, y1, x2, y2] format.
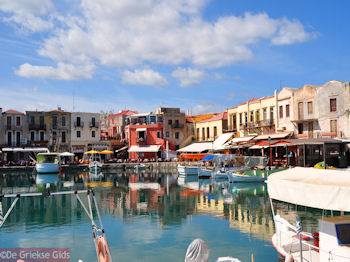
[274, 216, 350, 262]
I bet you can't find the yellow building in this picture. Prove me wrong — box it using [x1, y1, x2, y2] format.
[194, 112, 228, 142]
[227, 91, 277, 137]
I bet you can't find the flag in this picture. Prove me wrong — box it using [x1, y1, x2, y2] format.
[296, 216, 302, 235]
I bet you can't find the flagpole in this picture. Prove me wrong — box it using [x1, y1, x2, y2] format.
[296, 216, 303, 261]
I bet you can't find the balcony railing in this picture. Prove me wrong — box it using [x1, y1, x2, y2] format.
[29, 123, 46, 130]
[90, 122, 99, 128]
[5, 125, 23, 130]
[171, 123, 184, 129]
[74, 121, 84, 127]
[261, 119, 274, 126]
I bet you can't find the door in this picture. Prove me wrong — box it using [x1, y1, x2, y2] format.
[298, 102, 304, 120]
[7, 132, 12, 146]
[308, 122, 313, 138]
[16, 132, 20, 145]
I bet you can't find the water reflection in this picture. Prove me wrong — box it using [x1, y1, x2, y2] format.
[0, 170, 280, 261]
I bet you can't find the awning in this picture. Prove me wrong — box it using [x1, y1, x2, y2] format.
[224, 136, 255, 147]
[128, 145, 161, 153]
[213, 132, 234, 150]
[254, 133, 291, 140]
[200, 154, 215, 161]
[115, 146, 128, 153]
[177, 142, 213, 153]
[1, 147, 49, 152]
[267, 167, 350, 212]
[59, 152, 75, 157]
[136, 128, 147, 132]
[249, 144, 268, 149]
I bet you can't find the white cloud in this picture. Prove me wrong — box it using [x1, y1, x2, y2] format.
[271, 18, 315, 45]
[1, 0, 316, 80]
[15, 62, 95, 80]
[121, 69, 168, 86]
[172, 67, 205, 87]
[192, 102, 225, 115]
[0, 0, 54, 32]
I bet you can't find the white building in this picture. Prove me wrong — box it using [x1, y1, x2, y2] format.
[70, 112, 103, 157]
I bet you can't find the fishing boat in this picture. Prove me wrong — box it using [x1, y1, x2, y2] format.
[227, 168, 285, 183]
[85, 150, 103, 172]
[35, 153, 60, 173]
[267, 167, 350, 262]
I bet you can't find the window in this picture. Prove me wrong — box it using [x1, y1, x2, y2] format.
[175, 119, 179, 127]
[286, 105, 290, 118]
[62, 131, 66, 143]
[30, 116, 35, 125]
[330, 98, 337, 112]
[150, 115, 156, 123]
[270, 107, 274, 121]
[175, 132, 179, 139]
[76, 116, 81, 126]
[202, 128, 205, 140]
[168, 119, 172, 125]
[239, 113, 242, 125]
[244, 112, 248, 123]
[250, 111, 254, 122]
[77, 130, 81, 138]
[196, 128, 199, 140]
[30, 131, 35, 141]
[263, 108, 267, 120]
[16, 132, 20, 145]
[16, 116, 21, 126]
[92, 117, 96, 127]
[166, 131, 170, 138]
[279, 106, 283, 118]
[92, 130, 96, 138]
[308, 101, 313, 114]
[157, 131, 161, 138]
[256, 110, 260, 122]
[207, 127, 210, 139]
[6, 116, 11, 128]
[39, 116, 44, 126]
[52, 116, 57, 129]
[214, 126, 217, 138]
[62, 116, 66, 126]
[232, 114, 237, 129]
[7, 132, 12, 145]
[40, 131, 45, 141]
[330, 120, 337, 134]
[298, 123, 303, 134]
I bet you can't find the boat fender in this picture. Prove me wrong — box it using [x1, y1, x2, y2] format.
[285, 254, 294, 262]
[97, 236, 111, 262]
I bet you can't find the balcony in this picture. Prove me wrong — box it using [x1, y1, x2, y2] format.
[5, 125, 23, 130]
[90, 122, 99, 128]
[261, 119, 274, 126]
[29, 123, 46, 130]
[74, 121, 84, 128]
[171, 123, 184, 129]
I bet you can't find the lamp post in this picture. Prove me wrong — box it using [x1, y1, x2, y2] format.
[268, 136, 272, 169]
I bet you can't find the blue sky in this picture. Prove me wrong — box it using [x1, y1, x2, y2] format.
[0, 0, 349, 115]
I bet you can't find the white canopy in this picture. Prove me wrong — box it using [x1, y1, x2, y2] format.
[254, 133, 291, 140]
[213, 132, 234, 150]
[59, 152, 75, 157]
[267, 167, 350, 212]
[177, 142, 213, 153]
[128, 145, 160, 153]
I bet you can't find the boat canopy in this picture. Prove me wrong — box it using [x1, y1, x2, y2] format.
[200, 154, 215, 161]
[267, 167, 350, 212]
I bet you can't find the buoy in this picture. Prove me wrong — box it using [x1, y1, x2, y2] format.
[97, 236, 111, 262]
[285, 254, 294, 262]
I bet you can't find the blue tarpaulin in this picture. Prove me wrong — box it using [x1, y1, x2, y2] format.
[200, 155, 215, 161]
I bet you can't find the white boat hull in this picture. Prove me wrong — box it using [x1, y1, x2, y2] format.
[36, 163, 60, 173]
[177, 165, 198, 175]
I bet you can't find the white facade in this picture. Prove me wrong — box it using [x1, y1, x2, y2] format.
[71, 112, 101, 153]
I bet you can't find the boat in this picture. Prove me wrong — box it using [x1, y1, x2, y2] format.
[267, 167, 350, 262]
[177, 164, 199, 176]
[86, 151, 103, 172]
[35, 153, 60, 173]
[227, 168, 285, 183]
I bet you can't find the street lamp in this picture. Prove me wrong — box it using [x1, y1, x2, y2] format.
[268, 136, 272, 170]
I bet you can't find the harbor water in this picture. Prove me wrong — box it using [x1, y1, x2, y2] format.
[1, 170, 288, 261]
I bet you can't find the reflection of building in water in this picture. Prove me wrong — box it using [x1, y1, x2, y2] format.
[195, 187, 274, 241]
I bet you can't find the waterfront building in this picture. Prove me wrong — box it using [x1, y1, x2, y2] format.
[227, 93, 277, 138]
[45, 108, 71, 152]
[25, 111, 49, 148]
[154, 107, 188, 149]
[71, 112, 102, 158]
[275, 87, 297, 134]
[194, 112, 228, 142]
[126, 112, 176, 160]
[1, 109, 26, 146]
[105, 110, 136, 140]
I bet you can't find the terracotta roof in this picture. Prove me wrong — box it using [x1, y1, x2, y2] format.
[227, 95, 274, 110]
[197, 112, 227, 123]
[4, 109, 24, 114]
[106, 110, 137, 120]
[186, 113, 215, 123]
